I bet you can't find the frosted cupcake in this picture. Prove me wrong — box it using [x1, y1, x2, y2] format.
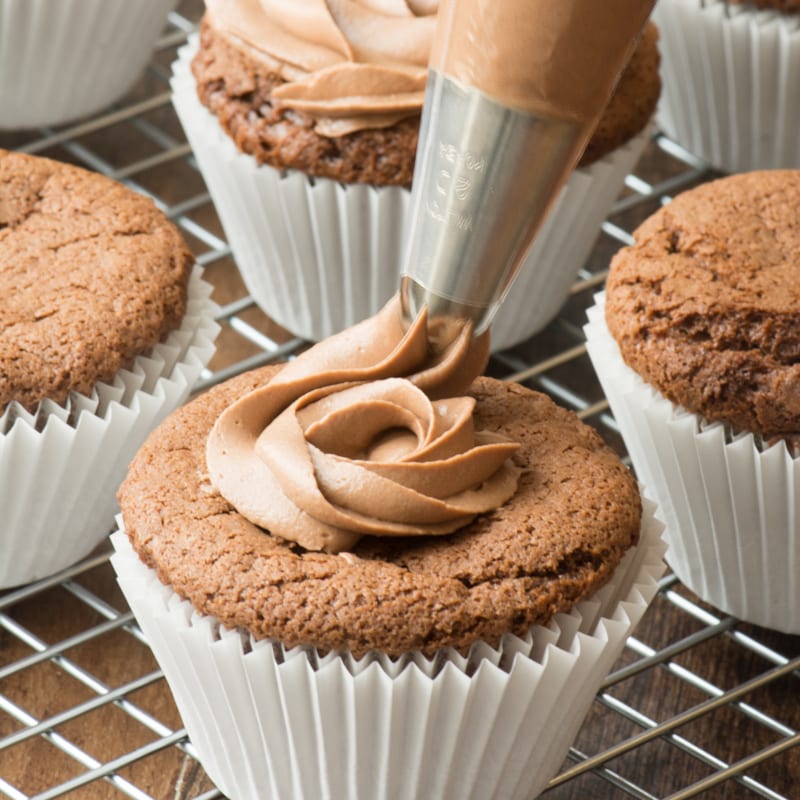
[113, 296, 664, 800]
[0, 150, 218, 588]
[585, 170, 800, 633]
[0, 0, 181, 129]
[653, 0, 800, 173]
[171, 1, 660, 348]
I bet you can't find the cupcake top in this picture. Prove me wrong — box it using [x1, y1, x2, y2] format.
[120, 367, 641, 658]
[0, 151, 194, 411]
[120, 297, 641, 658]
[191, 1, 660, 183]
[192, 0, 431, 185]
[204, 0, 435, 137]
[605, 170, 800, 445]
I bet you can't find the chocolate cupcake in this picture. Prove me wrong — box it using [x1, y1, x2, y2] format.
[585, 170, 800, 632]
[171, 2, 660, 347]
[654, 0, 800, 173]
[113, 296, 664, 800]
[0, 150, 218, 588]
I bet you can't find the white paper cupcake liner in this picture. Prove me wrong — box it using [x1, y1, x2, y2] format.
[172, 39, 653, 350]
[653, 0, 800, 173]
[111, 500, 664, 800]
[0, 267, 219, 589]
[585, 294, 800, 633]
[0, 0, 179, 129]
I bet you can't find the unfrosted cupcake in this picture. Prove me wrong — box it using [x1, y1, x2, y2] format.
[113, 297, 664, 800]
[585, 170, 800, 633]
[171, 1, 660, 348]
[653, 0, 800, 173]
[0, 150, 218, 588]
[0, 0, 181, 129]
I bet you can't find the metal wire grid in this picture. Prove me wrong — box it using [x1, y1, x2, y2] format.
[0, 6, 797, 799]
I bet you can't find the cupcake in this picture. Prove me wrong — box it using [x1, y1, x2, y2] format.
[585, 170, 800, 633]
[0, 0, 181, 130]
[0, 149, 219, 588]
[653, 0, 800, 174]
[171, 2, 660, 348]
[113, 296, 665, 799]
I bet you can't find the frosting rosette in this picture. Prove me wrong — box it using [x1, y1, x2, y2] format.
[207, 296, 520, 552]
[204, 0, 437, 136]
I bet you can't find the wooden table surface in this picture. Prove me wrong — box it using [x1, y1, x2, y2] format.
[1, 3, 798, 798]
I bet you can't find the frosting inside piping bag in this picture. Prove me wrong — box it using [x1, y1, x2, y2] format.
[431, 0, 656, 122]
[206, 296, 520, 553]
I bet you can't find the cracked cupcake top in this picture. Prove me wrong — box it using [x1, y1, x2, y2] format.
[0, 150, 193, 410]
[605, 170, 800, 445]
[119, 364, 641, 658]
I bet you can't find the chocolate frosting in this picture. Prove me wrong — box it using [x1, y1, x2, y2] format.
[206, 296, 519, 553]
[205, 0, 435, 136]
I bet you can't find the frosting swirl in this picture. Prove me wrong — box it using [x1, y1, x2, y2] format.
[205, 0, 436, 136]
[206, 296, 519, 553]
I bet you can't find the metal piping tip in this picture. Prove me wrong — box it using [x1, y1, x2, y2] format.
[401, 70, 588, 342]
[399, 274, 489, 353]
[400, 274, 488, 327]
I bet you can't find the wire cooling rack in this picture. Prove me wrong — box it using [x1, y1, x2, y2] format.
[0, 4, 798, 799]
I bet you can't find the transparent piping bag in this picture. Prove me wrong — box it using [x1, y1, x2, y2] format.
[400, 0, 656, 341]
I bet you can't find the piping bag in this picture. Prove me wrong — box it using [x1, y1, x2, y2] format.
[400, 0, 656, 342]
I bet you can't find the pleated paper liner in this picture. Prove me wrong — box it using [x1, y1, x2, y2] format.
[171, 38, 654, 350]
[0, 0, 179, 129]
[653, 0, 800, 173]
[585, 294, 800, 633]
[0, 267, 219, 589]
[111, 500, 664, 800]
